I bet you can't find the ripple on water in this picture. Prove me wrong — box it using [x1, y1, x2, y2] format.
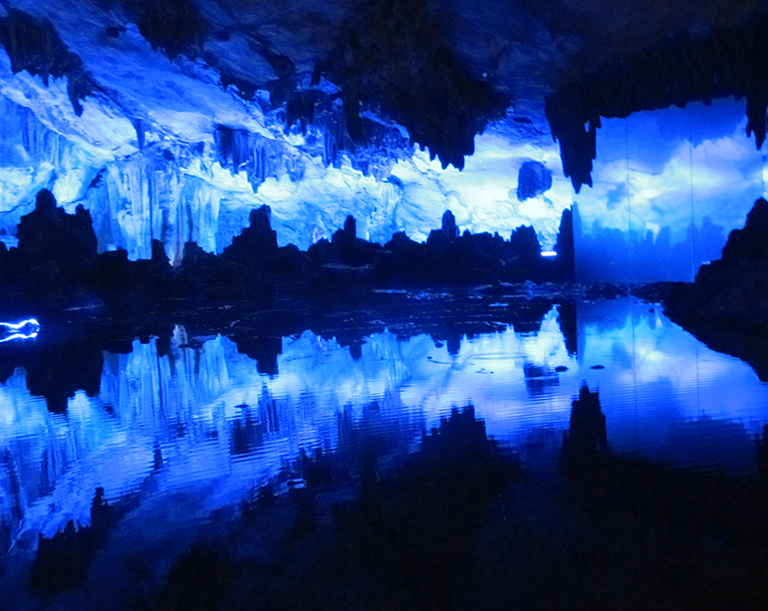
[1, 299, 768, 556]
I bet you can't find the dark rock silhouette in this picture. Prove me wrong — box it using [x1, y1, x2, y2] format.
[553, 207, 575, 280]
[562, 384, 610, 462]
[507, 225, 541, 269]
[153, 545, 234, 611]
[441, 209, 458, 240]
[557, 301, 578, 355]
[30, 487, 125, 595]
[0, 189, 574, 315]
[16, 189, 98, 284]
[0, 337, 103, 413]
[517, 160, 553, 201]
[662, 197, 768, 380]
[326, 214, 380, 266]
[333, 405, 519, 608]
[720, 197, 768, 264]
[222, 205, 278, 266]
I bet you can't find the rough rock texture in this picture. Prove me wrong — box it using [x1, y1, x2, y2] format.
[222, 205, 279, 267]
[102, 0, 207, 58]
[516, 160, 553, 201]
[0, 0, 766, 268]
[678, 197, 768, 328]
[319, 0, 510, 170]
[0, 0, 762, 253]
[720, 197, 768, 264]
[0, 8, 97, 115]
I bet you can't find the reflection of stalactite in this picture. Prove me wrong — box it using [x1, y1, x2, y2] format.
[259, 385, 280, 434]
[562, 384, 610, 462]
[232, 334, 282, 376]
[153, 443, 164, 472]
[337, 407, 359, 468]
[230, 404, 264, 456]
[32, 487, 125, 594]
[523, 363, 560, 397]
[39, 449, 54, 498]
[2, 449, 23, 521]
[556, 302, 578, 356]
[298, 399, 423, 487]
[446, 330, 461, 356]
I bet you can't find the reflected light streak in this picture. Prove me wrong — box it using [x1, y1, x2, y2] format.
[0, 318, 40, 343]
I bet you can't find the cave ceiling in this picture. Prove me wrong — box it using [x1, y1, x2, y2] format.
[0, 0, 766, 191]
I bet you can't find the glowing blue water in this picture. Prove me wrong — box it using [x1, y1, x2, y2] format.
[0, 299, 766, 556]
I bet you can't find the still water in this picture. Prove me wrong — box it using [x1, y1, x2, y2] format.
[1, 297, 767, 561]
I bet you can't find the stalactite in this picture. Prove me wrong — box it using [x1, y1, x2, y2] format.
[0, 8, 96, 116]
[213, 125, 285, 190]
[546, 16, 768, 191]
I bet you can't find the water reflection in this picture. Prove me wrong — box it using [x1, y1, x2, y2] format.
[1, 298, 767, 559]
[0, 319, 39, 343]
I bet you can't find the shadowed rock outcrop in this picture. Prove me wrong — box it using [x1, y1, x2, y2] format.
[0, 8, 96, 115]
[98, 0, 207, 58]
[662, 197, 768, 379]
[562, 384, 610, 463]
[15, 189, 98, 284]
[0, 189, 574, 314]
[319, 0, 508, 171]
[517, 160, 553, 201]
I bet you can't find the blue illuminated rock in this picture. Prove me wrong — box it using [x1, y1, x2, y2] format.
[0, 0, 761, 289]
[516, 160, 553, 201]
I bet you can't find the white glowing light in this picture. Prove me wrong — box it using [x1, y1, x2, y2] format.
[0, 318, 40, 343]
[541, 251, 557, 257]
